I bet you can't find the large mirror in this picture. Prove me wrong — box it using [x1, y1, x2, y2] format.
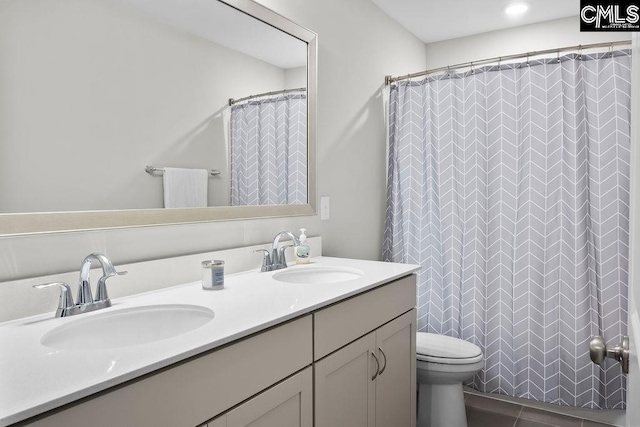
[0, 0, 317, 235]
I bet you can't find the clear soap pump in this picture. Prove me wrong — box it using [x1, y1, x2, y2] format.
[295, 228, 311, 264]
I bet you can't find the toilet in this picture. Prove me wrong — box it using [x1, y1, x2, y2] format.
[416, 333, 484, 427]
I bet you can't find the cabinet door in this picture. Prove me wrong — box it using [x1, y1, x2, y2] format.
[315, 332, 377, 427]
[375, 309, 416, 427]
[224, 367, 312, 427]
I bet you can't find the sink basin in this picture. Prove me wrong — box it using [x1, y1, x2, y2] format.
[272, 266, 364, 284]
[41, 304, 215, 350]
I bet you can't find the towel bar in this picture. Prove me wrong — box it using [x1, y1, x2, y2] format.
[145, 166, 220, 177]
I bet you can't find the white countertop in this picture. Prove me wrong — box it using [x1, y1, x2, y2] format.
[0, 257, 419, 426]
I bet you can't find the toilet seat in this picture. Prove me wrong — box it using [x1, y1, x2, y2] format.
[416, 332, 483, 365]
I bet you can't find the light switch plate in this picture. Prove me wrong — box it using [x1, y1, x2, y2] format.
[320, 196, 330, 220]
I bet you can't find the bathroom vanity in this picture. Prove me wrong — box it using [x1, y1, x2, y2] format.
[0, 257, 419, 427]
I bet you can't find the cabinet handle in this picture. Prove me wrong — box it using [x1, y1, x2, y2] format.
[371, 351, 380, 381]
[378, 347, 387, 376]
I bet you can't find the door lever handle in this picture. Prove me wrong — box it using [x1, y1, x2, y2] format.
[589, 335, 629, 374]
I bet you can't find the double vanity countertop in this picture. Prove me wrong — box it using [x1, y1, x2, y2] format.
[0, 256, 420, 426]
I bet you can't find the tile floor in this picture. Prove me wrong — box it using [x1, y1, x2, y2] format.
[465, 393, 613, 427]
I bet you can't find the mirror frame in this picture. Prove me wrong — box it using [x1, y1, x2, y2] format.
[0, 0, 317, 236]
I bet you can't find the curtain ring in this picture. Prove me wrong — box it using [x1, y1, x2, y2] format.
[526, 53, 530, 66]
[578, 44, 583, 61]
[470, 61, 474, 74]
[557, 50, 560, 63]
[610, 44, 614, 57]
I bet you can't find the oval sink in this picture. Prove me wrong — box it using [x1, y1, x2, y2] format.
[41, 304, 214, 350]
[272, 266, 364, 284]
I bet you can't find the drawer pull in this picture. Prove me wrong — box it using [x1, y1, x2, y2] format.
[371, 351, 380, 381]
[378, 347, 387, 376]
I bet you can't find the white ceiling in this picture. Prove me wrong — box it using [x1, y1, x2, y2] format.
[370, 0, 578, 43]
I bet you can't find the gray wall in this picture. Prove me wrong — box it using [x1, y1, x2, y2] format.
[285, 66, 308, 89]
[424, 16, 630, 70]
[0, 0, 428, 282]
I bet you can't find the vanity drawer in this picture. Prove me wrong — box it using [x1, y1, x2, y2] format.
[20, 315, 312, 427]
[313, 274, 416, 360]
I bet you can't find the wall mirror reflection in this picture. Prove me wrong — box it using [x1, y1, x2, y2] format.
[0, 0, 316, 234]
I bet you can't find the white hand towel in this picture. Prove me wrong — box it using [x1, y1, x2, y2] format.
[163, 167, 208, 208]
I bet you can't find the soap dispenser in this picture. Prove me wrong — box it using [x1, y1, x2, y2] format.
[295, 228, 311, 264]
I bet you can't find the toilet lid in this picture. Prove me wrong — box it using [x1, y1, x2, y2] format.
[416, 333, 483, 364]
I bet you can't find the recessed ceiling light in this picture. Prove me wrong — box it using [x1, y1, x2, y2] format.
[504, 2, 530, 15]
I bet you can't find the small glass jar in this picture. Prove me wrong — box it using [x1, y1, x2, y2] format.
[202, 260, 225, 290]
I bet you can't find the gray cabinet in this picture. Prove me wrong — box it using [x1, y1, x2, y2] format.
[375, 310, 416, 427]
[315, 309, 416, 427]
[19, 275, 416, 427]
[205, 367, 312, 427]
[315, 332, 377, 427]
[21, 316, 312, 427]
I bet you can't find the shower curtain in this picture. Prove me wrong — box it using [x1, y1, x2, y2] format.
[230, 94, 307, 206]
[383, 51, 631, 409]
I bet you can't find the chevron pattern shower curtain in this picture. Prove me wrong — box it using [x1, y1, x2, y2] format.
[383, 51, 631, 409]
[230, 94, 307, 206]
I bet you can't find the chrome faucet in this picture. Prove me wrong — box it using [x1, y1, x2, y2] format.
[34, 253, 127, 317]
[255, 231, 300, 272]
[77, 253, 122, 306]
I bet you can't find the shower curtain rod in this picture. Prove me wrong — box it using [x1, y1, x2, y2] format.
[384, 40, 631, 85]
[228, 87, 306, 106]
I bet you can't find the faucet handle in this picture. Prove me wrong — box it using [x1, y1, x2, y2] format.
[33, 282, 75, 317]
[95, 270, 127, 303]
[278, 245, 294, 267]
[103, 269, 128, 280]
[254, 249, 272, 272]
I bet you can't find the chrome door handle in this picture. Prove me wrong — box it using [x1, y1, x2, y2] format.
[589, 335, 629, 374]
